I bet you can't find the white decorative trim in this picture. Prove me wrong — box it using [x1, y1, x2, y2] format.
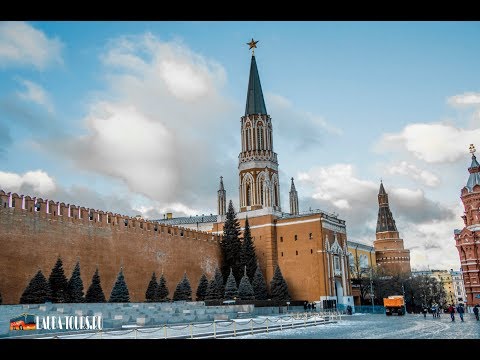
[321, 218, 346, 234]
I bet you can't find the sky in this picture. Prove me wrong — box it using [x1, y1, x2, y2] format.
[1, 21, 479, 271]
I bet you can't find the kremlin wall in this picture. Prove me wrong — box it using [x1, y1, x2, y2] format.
[0, 191, 221, 304]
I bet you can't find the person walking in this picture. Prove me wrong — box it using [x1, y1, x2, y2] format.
[473, 305, 479, 321]
[457, 304, 465, 322]
[431, 306, 436, 318]
[436, 306, 441, 318]
[448, 304, 455, 322]
[422, 307, 428, 318]
[304, 301, 308, 312]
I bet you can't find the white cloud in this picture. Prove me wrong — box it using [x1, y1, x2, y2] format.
[0, 170, 55, 194]
[387, 161, 440, 187]
[376, 123, 480, 163]
[447, 92, 480, 108]
[16, 79, 54, 113]
[0, 22, 63, 70]
[297, 163, 457, 269]
[45, 33, 233, 209]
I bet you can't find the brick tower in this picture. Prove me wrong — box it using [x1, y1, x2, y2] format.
[373, 181, 411, 275]
[238, 52, 280, 213]
[454, 144, 480, 307]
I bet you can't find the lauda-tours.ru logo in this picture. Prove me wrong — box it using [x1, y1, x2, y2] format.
[10, 313, 102, 331]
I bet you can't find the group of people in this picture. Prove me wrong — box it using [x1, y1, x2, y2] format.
[420, 303, 480, 322]
[303, 301, 317, 312]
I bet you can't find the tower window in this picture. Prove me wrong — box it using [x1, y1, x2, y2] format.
[246, 182, 251, 206]
[296, 250, 298, 256]
[280, 237, 283, 242]
[281, 252, 284, 257]
[257, 126, 264, 150]
[309, 233, 313, 239]
[294, 235, 297, 241]
[311, 249, 313, 254]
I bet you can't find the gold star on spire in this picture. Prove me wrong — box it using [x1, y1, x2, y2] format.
[247, 38, 259, 55]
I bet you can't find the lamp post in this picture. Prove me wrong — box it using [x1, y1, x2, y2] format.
[402, 283, 407, 314]
[370, 268, 375, 313]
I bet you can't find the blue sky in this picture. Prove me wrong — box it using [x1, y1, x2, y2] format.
[1, 21, 479, 270]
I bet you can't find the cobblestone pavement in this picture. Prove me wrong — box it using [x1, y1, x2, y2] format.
[234, 313, 480, 339]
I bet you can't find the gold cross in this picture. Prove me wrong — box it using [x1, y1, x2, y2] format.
[247, 38, 259, 55]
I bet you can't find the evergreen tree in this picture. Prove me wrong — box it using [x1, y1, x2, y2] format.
[145, 272, 158, 302]
[156, 273, 169, 302]
[20, 270, 51, 304]
[270, 265, 290, 301]
[221, 200, 242, 282]
[238, 267, 255, 300]
[224, 268, 238, 300]
[85, 268, 106, 303]
[214, 267, 224, 299]
[109, 268, 130, 303]
[205, 278, 220, 300]
[240, 217, 257, 280]
[195, 273, 209, 301]
[173, 273, 192, 301]
[252, 265, 269, 300]
[48, 257, 68, 303]
[67, 262, 84, 303]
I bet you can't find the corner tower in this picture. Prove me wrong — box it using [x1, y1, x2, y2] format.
[238, 40, 280, 213]
[454, 144, 480, 307]
[373, 181, 411, 275]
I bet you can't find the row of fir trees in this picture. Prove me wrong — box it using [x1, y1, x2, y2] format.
[19, 258, 129, 304]
[16, 200, 290, 304]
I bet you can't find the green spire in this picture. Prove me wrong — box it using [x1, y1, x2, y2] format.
[245, 55, 267, 116]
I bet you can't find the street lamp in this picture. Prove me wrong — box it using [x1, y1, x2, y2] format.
[370, 268, 375, 313]
[402, 283, 407, 314]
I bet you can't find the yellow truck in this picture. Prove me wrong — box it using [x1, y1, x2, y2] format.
[383, 295, 405, 316]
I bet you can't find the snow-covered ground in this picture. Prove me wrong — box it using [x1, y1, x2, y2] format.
[233, 313, 480, 339]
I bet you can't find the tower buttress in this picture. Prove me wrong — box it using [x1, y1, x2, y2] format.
[218, 176, 226, 216]
[289, 177, 299, 215]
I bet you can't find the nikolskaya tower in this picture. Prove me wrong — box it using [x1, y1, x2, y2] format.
[238, 39, 281, 213]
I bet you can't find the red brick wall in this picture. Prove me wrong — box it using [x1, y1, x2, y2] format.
[0, 204, 221, 304]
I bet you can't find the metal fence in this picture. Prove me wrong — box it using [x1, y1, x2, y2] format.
[351, 305, 385, 314]
[24, 312, 343, 340]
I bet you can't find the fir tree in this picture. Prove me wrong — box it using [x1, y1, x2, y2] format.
[240, 217, 257, 280]
[205, 278, 220, 300]
[20, 270, 51, 304]
[85, 268, 106, 303]
[214, 267, 224, 299]
[173, 273, 192, 301]
[109, 268, 130, 303]
[238, 267, 255, 300]
[195, 273, 209, 301]
[67, 262, 84, 303]
[48, 257, 68, 303]
[221, 200, 242, 283]
[156, 273, 169, 302]
[224, 268, 238, 300]
[270, 265, 290, 301]
[252, 265, 269, 300]
[145, 272, 158, 302]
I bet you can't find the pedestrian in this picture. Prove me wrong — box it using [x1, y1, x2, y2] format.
[312, 302, 316, 312]
[457, 304, 465, 322]
[448, 304, 455, 322]
[473, 305, 479, 321]
[307, 302, 312, 312]
[431, 306, 436, 318]
[422, 307, 427, 318]
[436, 306, 441, 318]
[304, 301, 308, 312]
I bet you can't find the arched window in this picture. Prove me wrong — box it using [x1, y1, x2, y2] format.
[260, 182, 264, 205]
[246, 182, 251, 206]
[269, 129, 273, 150]
[257, 125, 264, 150]
[246, 127, 251, 151]
[274, 184, 279, 206]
